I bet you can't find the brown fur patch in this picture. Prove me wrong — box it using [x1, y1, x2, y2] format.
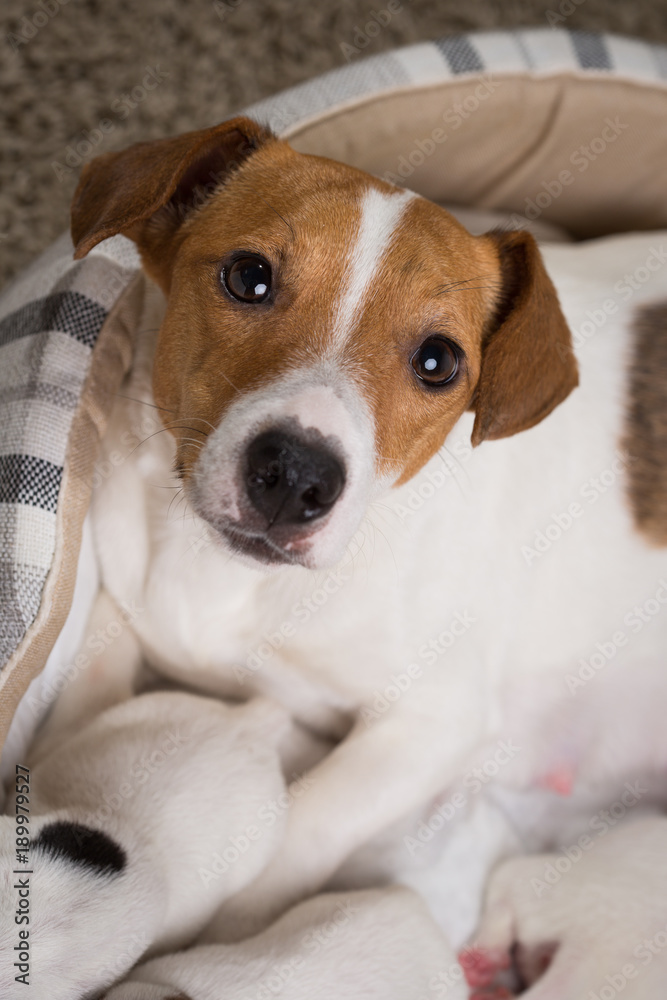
[623, 301, 667, 545]
[70, 121, 577, 493]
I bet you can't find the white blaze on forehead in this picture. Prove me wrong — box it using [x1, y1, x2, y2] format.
[330, 186, 416, 351]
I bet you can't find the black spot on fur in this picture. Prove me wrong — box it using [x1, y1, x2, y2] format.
[33, 821, 126, 877]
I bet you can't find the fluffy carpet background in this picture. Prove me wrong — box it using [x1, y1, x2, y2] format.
[1, 0, 666, 288]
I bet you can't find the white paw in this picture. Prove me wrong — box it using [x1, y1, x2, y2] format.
[472, 816, 667, 998]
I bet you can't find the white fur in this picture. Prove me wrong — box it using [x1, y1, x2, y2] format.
[0, 691, 288, 999]
[33, 228, 667, 982]
[192, 363, 377, 569]
[474, 817, 667, 996]
[190, 187, 416, 571]
[106, 887, 467, 1000]
[330, 186, 415, 352]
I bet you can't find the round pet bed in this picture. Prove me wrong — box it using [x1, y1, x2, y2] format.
[1, 26, 666, 784]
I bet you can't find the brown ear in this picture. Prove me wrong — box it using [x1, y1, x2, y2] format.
[70, 116, 273, 261]
[471, 229, 578, 447]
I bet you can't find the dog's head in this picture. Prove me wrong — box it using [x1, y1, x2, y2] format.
[72, 117, 577, 570]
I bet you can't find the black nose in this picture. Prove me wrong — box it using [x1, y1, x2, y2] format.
[245, 430, 345, 527]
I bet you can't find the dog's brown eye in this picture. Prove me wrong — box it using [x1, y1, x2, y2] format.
[411, 336, 459, 386]
[223, 255, 271, 303]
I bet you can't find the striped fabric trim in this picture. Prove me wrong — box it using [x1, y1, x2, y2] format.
[569, 30, 613, 70]
[0, 237, 137, 668]
[1, 26, 666, 679]
[0, 456, 62, 513]
[242, 28, 667, 135]
[435, 35, 486, 74]
[0, 292, 107, 351]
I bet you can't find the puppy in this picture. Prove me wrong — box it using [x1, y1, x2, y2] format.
[473, 816, 667, 998]
[105, 886, 468, 1000]
[0, 691, 287, 999]
[67, 117, 667, 941]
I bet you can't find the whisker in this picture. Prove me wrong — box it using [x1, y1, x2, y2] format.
[371, 520, 398, 580]
[254, 194, 295, 242]
[167, 487, 184, 521]
[129, 422, 206, 458]
[438, 286, 496, 293]
[116, 393, 176, 413]
[164, 423, 208, 436]
[435, 273, 497, 296]
[181, 415, 218, 433]
[178, 437, 206, 449]
[217, 370, 242, 395]
[115, 394, 221, 436]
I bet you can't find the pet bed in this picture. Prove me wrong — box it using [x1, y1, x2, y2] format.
[1, 26, 666, 785]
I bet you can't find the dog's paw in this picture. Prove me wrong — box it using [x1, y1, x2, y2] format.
[473, 816, 667, 998]
[458, 946, 511, 988]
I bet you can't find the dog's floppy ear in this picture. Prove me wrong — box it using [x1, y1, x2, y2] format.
[470, 229, 578, 447]
[70, 116, 273, 261]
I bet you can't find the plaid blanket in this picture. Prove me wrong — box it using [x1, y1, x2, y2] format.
[1, 28, 666, 725]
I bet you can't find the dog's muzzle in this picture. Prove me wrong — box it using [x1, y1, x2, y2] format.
[245, 429, 346, 528]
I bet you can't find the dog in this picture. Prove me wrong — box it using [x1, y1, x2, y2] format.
[1, 690, 288, 999]
[61, 116, 667, 973]
[105, 886, 468, 1000]
[474, 816, 667, 998]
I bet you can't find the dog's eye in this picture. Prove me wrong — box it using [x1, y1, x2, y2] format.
[223, 256, 271, 303]
[411, 336, 459, 386]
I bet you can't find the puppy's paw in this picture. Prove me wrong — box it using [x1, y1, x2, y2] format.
[473, 816, 667, 999]
[459, 946, 511, 988]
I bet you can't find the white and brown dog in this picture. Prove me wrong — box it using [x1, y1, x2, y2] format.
[55, 116, 667, 991]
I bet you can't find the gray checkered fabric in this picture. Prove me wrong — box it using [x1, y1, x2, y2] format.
[0, 235, 139, 664]
[1, 28, 666, 672]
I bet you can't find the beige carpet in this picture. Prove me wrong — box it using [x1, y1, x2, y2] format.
[2, 0, 667, 288]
